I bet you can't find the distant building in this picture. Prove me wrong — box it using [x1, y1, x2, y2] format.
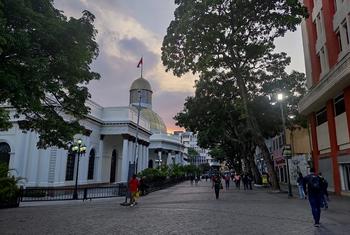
[255, 127, 311, 185]
[173, 131, 219, 167]
[299, 0, 350, 195]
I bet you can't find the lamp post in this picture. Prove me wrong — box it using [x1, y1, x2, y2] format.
[133, 89, 142, 174]
[122, 90, 142, 206]
[71, 139, 86, 200]
[277, 93, 293, 198]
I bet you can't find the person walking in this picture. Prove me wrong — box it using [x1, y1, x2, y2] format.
[247, 174, 253, 190]
[225, 174, 230, 190]
[128, 174, 139, 206]
[304, 168, 324, 227]
[234, 173, 241, 189]
[242, 173, 249, 190]
[297, 172, 306, 199]
[212, 175, 223, 199]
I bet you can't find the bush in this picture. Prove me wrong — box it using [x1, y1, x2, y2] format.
[0, 163, 20, 208]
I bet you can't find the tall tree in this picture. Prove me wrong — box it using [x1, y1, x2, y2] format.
[0, 0, 100, 148]
[162, 0, 306, 190]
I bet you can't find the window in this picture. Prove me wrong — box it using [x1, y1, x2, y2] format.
[319, 47, 328, 73]
[334, 94, 345, 116]
[342, 21, 349, 45]
[87, 149, 95, 180]
[316, 107, 327, 125]
[316, 13, 323, 38]
[65, 153, 75, 181]
[0, 142, 11, 167]
[337, 30, 342, 52]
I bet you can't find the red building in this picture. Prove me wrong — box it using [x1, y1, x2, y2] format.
[299, 0, 350, 195]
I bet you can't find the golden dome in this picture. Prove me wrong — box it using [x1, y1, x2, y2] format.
[130, 77, 152, 91]
[140, 108, 167, 133]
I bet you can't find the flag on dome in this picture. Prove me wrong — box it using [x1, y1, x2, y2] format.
[137, 57, 143, 68]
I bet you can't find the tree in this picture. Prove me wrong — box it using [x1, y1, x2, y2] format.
[162, 0, 307, 190]
[0, 0, 100, 148]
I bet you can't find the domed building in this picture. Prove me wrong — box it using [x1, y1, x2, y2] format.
[0, 75, 187, 190]
[129, 77, 167, 133]
[129, 77, 186, 168]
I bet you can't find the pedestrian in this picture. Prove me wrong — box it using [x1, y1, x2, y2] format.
[212, 175, 223, 199]
[234, 173, 241, 189]
[225, 174, 230, 190]
[318, 172, 329, 209]
[297, 172, 306, 199]
[139, 176, 148, 196]
[247, 174, 253, 190]
[303, 168, 324, 227]
[242, 173, 248, 190]
[128, 174, 139, 206]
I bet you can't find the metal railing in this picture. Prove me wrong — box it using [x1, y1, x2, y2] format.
[20, 184, 127, 202]
[19, 178, 185, 202]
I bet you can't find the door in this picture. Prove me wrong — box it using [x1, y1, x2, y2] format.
[110, 150, 117, 183]
[0, 142, 11, 167]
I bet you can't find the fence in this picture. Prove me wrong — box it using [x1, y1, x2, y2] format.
[20, 184, 127, 202]
[19, 178, 185, 202]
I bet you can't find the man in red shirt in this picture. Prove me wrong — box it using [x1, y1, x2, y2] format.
[129, 174, 139, 206]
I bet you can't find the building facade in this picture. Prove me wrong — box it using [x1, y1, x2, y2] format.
[299, 0, 350, 195]
[0, 76, 186, 188]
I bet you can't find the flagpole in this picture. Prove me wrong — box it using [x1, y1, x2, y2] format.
[141, 57, 143, 78]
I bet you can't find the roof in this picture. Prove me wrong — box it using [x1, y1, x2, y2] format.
[140, 108, 167, 133]
[130, 77, 152, 92]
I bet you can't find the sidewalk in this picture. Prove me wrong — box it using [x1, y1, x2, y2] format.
[1, 180, 350, 234]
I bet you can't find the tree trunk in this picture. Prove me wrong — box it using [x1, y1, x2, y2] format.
[247, 151, 261, 184]
[236, 76, 280, 190]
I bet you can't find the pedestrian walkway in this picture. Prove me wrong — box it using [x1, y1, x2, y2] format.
[0, 180, 349, 234]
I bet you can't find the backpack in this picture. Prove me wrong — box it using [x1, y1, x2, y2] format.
[308, 175, 321, 192]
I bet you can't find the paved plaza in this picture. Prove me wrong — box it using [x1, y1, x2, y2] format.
[1, 181, 350, 235]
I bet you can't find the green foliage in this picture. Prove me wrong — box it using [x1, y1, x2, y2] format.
[138, 167, 167, 183]
[0, 163, 20, 207]
[0, 0, 100, 148]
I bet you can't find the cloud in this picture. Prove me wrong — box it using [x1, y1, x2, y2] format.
[54, 0, 196, 131]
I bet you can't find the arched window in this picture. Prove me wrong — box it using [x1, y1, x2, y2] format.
[65, 150, 75, 181]
[0, 142, 11, 167]
[87, 149, 95, 180]
[110, 150, 117, 183]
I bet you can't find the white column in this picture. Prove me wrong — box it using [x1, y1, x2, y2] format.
[121, 138, 129, 182]
[97, 137, 104, 182]
[157, 150, 162, 167]
[143, 145, 147, 169]
[167, 152, 172, 165]
[137, 143, 142, 173]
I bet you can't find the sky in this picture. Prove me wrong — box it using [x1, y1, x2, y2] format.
[54, 0, 305, 133]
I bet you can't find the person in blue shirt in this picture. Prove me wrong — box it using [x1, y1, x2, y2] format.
[303, 168, 324, 227]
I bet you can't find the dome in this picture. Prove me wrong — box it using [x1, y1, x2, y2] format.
[140, 108, 167, 133]
[130, 77, 152, 92]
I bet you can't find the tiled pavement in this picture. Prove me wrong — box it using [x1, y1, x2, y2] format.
[0, 180, 349, 235]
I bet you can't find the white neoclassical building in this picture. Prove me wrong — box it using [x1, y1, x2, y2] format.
[0, 76, 186, 188]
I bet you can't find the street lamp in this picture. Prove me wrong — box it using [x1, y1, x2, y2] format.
[133, 89, 142, 174]
[70, 139, 86, 200]
[122, 90, 142, 206]
[277, 93, 293, 198]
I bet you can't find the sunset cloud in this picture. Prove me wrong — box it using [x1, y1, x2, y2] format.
[54, 0, 304, 132]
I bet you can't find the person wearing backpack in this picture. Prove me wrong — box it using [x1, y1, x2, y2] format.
[303, 168, 323, 227]
[212, 175, 223, 199]
[318, 172, 329, 209]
